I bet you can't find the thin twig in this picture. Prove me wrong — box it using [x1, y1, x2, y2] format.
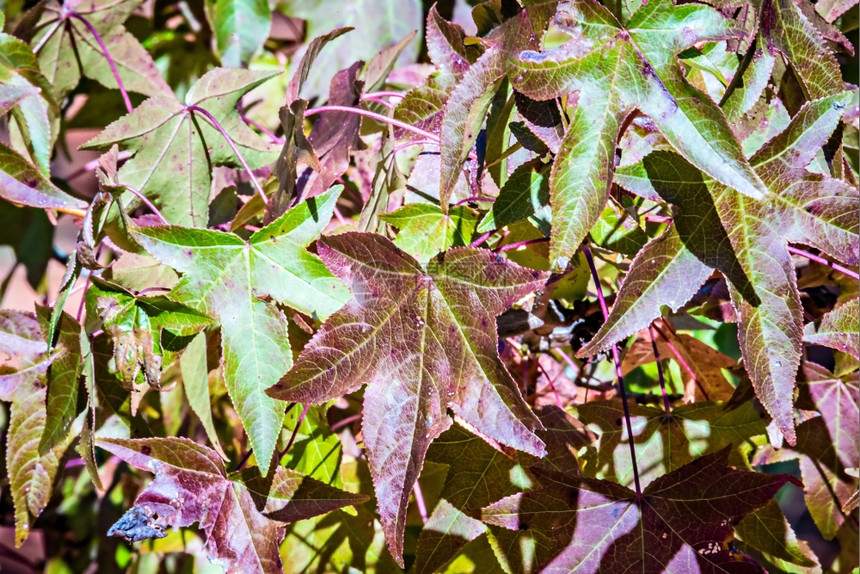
[241, 113, 284, 144]
[788, 245, 859, 280]
[186, 105, 269, 204]
[361, 91, 406, 100]
[652, 321, 710, 401]
[536, 357, 564, 409]
[584, 246, 642, 496]
[68, 12, 132, 113]
[468, 230, 494, 248]
[125, 184, 169, 225]
[330, 413, 362, 432]
[280, 403, 310, 459]
[497, 237, 549, 253]
[304, 105, 441, 143]
[413, 480, 428, 524]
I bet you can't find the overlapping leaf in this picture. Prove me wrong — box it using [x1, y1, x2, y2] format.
[205, 0, 271, 67]
[100, 437, 367, 572]
[381, 203, 479, 264]
[0, 32, 56, 174]
[28, 0, 172, 100]
[576, 399, 767, 488]
[84, 68, 280, 226]
[803, 297, 859, 358]
[267, 232, 547, 564]
[0, 311, 76, 547]
[131, 187, 349, 475]
[508, 0, 766, 268]
[483, 448, 795, 573]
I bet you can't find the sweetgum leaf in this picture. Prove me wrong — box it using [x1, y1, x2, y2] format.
[752, 92, 858, 266]
[761, 0, 844, 100]
[509, 0, 766, 268]
[131, 187, 349, 475]
[483, 448, 795, 573]
[29, 0, 172, 101]
[180, 332, 227, 460]
[425, 5, 475, 90]
[0, 311, 71, 547]
[0, 141, 87, 210]
[803, 299, 859, 358]
[417, 407, 590, 574]
[803, 361, 859, 472]
[99, 437, 367, 571]
[439, 11, 536, 208]
[267, 232, 548, 564]
[381, 203, 479, 264]
[734, 499, 820, 570]
[86, 276, 212, 411]
[83, 68, 280, 227]
[205, 0, 271, 67]
[0, 32, 56, 174]
[576, 400, 767, 488]
[477, 159, 550, 233]
[284, 27, 353, 105]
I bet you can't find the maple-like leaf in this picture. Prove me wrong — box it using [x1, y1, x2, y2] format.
[83, 68, 280, 226]
[131, 187, 349, 475]
[381, 203, 479, 264]
[204, 0, 271, 67]
[508, 0, 766, 268]
[28, 0, 172, 101]
[267, 232, 548, 565]
[417, 407, 590, 574]
[0, 141, 87, 211]
[99, 437, 367, 572]
[439, 11, 537, 208]
[86, 276, 212, 412]
[620, 324, 737, 402]
[483, 448, 796, 573]
[0, 311, 75, 547]
[576, 399, 767, 488]
[803, 299, 859, 358]
[0, 32, 56, 175]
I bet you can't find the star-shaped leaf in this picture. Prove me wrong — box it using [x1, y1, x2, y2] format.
[803, 298, 859, 358]
[99, 437, 367, 572]
[29, 0, 172, 101]
[381, 203, 479, 265]
[131, 187, 349, 475]
[0, 32, 57, 175]
[508, 0, 766, 268]
[84, 68, 280, 226]
[85, 276, 212, 411]
[576, 400, 767, 488]
[0, 311, 75, 547]
[483, 448, 796, 573]
[267, 232, 548, 565]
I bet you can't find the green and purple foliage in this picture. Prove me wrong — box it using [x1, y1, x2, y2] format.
[0, 0, 856, 571]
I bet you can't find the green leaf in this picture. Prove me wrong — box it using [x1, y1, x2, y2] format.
[577, 227, 711, 357]
[267, 233, 547, 565]
[83, 68, 280, 226]
[735, 500, 820, 571]
[86, 276, 212, 412]
[0, 32, 56, 174]
[0, 141, 87, 210]
[0, 311, 71, 547]
[477, 159, 550, 233]
[804, 299, 860, 359]
[280, 404, 343, 487]
[131, 188, 349, 475]
[381, 203, 479, 264]
[99, 437, 367, 571]
[509, 0, 766, 267]
[29, 0, 172, 101]
[180, 332, 227, 459]
[35, 306, 84, 456]
[205, 0, 271, 67]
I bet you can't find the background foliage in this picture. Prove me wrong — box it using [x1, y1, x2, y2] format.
[0, 0, 857, 572]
